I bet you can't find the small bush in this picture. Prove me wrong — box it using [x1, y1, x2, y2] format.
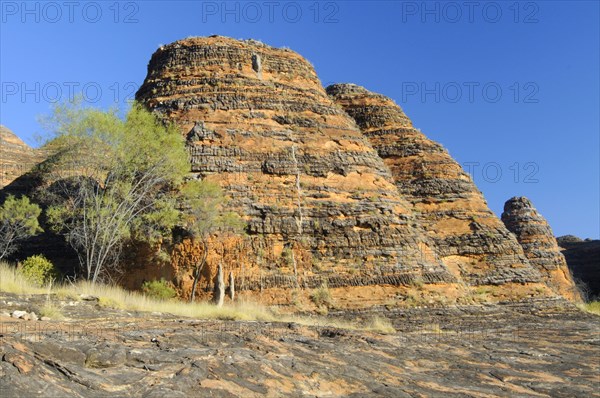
[141, 278, 177, 301]
[310, 282, 333, 308]
[19, 255, 58, 287]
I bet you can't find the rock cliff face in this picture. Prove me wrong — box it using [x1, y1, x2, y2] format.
[327, 84, 541, 287]
[501, 197, 581, 301]
[0, 126, 41, 191]
[557, 236, 600, 300]
[2, 36, 566, 306]
[135, 36, 457, 299]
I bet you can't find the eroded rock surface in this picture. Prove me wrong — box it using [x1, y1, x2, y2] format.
[135, 36, 454, 297]
[557, 236, 600, 300]
[0, 126, 43, 191]
[501, 197, 581, 301]
[1, 37, 575, 306]
[0, 293, 598, 397]
[327, 83, 541, 287]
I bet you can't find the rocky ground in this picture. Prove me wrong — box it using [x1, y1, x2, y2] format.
[1, 293, 598, 397]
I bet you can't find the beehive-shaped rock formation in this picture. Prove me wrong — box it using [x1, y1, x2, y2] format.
[327, 83, 540, 286]
[135, 36, 454, 294]
[502, 197, 581, 301]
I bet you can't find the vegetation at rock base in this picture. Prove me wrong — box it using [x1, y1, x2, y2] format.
[0, 262, 396, 333]
[365, 315, 396, 334]
[0, 195, 43, 261]
[38, 100, 198, 284]
[180, 180, 244, 302]
[39, 302, 65, 320]
[577, 301, 600, 316]
[141, 278, 177, 301]
[310, 282, 333, 308]
[18, 255, 59, 287]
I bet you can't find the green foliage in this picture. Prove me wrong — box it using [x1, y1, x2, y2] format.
[0, 195, 43, 260]
[180, 179, 245, 302]
[19, 255, 59, 287]
[141, 278, 177, 300]
[310, 282, 333, 308]
[180, 180, 245, 239]
[40, 100, 189, 282]
[409, 277, 424, 290]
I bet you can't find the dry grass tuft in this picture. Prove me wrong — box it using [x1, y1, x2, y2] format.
[0, 261, 46, 294]
[39, 303, 65, 320]
[364, 315, 396, 334]
[577, 301, 600, 316]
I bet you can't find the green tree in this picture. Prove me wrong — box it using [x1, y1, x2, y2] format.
[42, 101, 189, 283]
[0, 195, 43, 261]
[180, 180, 244, 302]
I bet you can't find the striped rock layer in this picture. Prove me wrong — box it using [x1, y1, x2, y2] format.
[502, 197, 581, 300]
[135, 36, 454, 293]
[326, 83, 541, 286]
[132, 37, 549, 300]
[0, 126, 42, 190]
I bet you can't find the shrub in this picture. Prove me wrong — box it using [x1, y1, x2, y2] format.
[141, 278, 177, 300]
[19, 255, 58, 287]
[310, 282, 333, 308]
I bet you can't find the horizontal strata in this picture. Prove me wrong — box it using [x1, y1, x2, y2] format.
[0, 126, 43, 190]
[327, 83, 542, 286]
[502, 196, 581, 300]
[0, 37, 578, 304]
[135, 36, 455, 294]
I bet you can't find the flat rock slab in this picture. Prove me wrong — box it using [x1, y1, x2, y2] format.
[0, 298, 598, 397]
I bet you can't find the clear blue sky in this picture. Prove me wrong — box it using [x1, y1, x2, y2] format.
[1, 1, 598, 239]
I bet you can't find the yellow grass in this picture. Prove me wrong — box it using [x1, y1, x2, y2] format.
[364, 315, 397, 334]
[39, 302, 65, 320]
[577, 301, 600, 316]
[55, 279, 278, 322]
[0, 262, 396, 333]
[0, 261, 46, 294]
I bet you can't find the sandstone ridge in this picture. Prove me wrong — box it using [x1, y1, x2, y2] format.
[327, 83, 542, 287]
[132, 37, 551, 304]
[135, 36, 457, 299]
[0, 36, 573, 306]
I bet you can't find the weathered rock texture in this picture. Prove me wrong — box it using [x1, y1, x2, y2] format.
[0, 126, 42, 190]
[501, 197, 581, 301]
[1, 292, 598, 397]
[1, 37, 569, 306]
[135, 36, 457, 298]
[557, 236, 600, 300]
[327, 83, 541, 287]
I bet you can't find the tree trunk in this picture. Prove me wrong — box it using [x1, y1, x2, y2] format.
[229, 271, 235, 301]
[190, 239, 208, 303]
[213, 263, 225, 307]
